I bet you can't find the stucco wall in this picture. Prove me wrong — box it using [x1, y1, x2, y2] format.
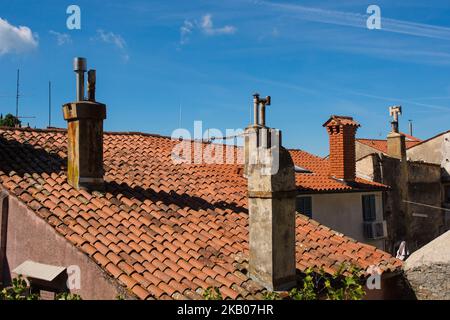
[0, 191, 131, 300]
[356, 155, 377, 181]
[443, 133, 450, 181]
[306, 192, 385, 249]
[407, 134, 444, 165]
[356, 141, 382, 161]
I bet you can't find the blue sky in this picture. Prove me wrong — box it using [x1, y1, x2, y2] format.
[1, 0, 450, 155]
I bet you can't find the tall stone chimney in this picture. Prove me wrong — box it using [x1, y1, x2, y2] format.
[62, 57, 106, 190]
[323, 115, 360, 182]
[244, 94, 297, 291]
[387, 105, 406, 160]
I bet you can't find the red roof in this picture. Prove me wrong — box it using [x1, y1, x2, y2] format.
[357, 139, 421, 154]
[322, 115, 360, 127]
[0, 127, 401, 299]
[290, 149, 386, 192]
[357, 132, 422, 154]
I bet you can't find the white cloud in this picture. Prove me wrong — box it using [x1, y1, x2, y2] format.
[200, 14, 237, 35]
[93, 29, 129, 62]
[0, 18, 38, 55]
[180, 20, 194, 45]
[179, 14, 236, 46]
[49, 30, 72, 46]
[95, 29, 126, 49]
[262, 1, 450, 41]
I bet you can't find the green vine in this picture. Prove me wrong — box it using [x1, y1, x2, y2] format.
[0, 275, 39, 300]
[55, 292, 82, 300]
[0, 275, 83, 300]
[264, 264, 366, 300]
[203, 286, 223, 300]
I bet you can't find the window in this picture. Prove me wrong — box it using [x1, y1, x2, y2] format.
[296, 196, 312, 218]
[445, 186, 450, 203]
[362, 195, 376, 222]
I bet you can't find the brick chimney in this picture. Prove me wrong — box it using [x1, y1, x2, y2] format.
[62, 57, 106, 190]
[387, 105, 406, 160]
[323, 115, 360, 182]
[244, 94, 297, 291]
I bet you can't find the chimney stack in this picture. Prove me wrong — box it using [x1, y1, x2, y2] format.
[387, 106, 406, 160]
[244, 94, 297, 291]
[62, 57, 106, 190]
[323, 115, 360, 182]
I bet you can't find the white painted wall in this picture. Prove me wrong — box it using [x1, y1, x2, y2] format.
[301, 191, 385, 249]
[407, 133, 448, 167]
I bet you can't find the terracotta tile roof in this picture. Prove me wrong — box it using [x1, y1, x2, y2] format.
[357, 132, 422, 154]
[289, 149, 387, 192]
[322, 115, 360, 127]
[0, 127, 401, 299]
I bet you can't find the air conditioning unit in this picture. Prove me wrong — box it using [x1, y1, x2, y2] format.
[363, 221, 387, 239]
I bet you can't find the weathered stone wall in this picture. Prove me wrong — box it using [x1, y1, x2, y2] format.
[404, 264, 450, 300]
[407, 162, 445, 251]
[404, 231, 450, 300]
[357, 154, 445, 255]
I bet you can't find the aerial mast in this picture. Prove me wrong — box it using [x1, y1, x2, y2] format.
[48, 81, 52, 127]
[15, 69, 20, 118]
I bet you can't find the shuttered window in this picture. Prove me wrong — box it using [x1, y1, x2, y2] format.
[362, 195, 376, 222]
[296, 197, 312, 218]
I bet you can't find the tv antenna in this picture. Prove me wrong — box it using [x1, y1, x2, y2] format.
[15, 69, 19, 118]
[48, 81, 52, 127]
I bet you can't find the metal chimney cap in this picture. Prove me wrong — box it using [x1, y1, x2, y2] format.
[73, 57, 87, 72]
[253, 92, 260, 97]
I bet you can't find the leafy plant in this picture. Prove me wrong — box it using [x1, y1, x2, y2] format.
[263, 291, 281, 300]
[323, 264, 365, 300]
[55, 292, 82, 300]
[289, 268, 317, 300]
[287, 264, 366, 300]
[203, 286, 223, 300]
[0, 275, 39, 300]
[0, 113, 21, 128]
[0, 275, 83, 301]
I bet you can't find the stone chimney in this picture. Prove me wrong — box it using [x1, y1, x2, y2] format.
[244, 93, 297, 291]
[387, 105, 406, 160]
[62, 57, 106, 190]
[323, 115, 360, 182]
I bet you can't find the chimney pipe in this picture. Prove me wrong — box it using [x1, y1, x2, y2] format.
[87, 70, 96, 102]
[252, 93, 271, 127]
[408, 120, 413, 137]
[63, 58, 106, 190]
[389, 105, 402, 133]
[387, 106, 406, 160]
[73, 57, 87, 101]
[253, 93, 260, 126]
